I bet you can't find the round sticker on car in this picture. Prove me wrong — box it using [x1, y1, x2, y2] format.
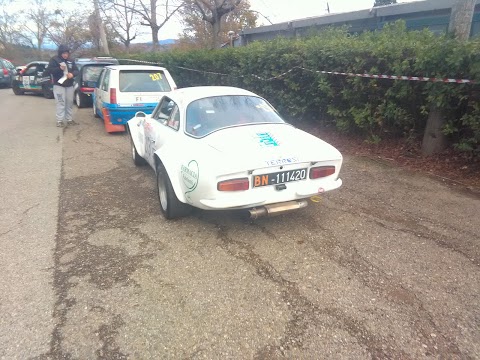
[181, 160, 199, 191]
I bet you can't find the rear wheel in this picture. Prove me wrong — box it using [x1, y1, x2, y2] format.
[130, 134, 146, 166]
[42, 85, 53, 99]
[12, 84, 24, 95]
[156, 162, 192, 219]
[75, 91, 87, 108]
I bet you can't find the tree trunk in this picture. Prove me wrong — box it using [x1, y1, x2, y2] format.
[421, 107, 448, 155]
[152, 26, 160, 51]
[212, 21, 220, 48]
[449, 0, 476, 40]
[93, 0, 110, 55]
[421, 0, 475, 155]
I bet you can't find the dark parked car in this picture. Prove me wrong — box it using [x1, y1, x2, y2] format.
[12, 61, 53, 98]
[74, 59, 118, 108]
[0, 58, 16, 88]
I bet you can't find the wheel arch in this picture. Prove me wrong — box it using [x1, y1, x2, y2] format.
[153, 152, 188, 204]
[126, 120, 147, 160]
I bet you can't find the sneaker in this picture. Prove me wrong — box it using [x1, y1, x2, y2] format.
[56, 122, 64, 127]
[67, 120, 77, 126]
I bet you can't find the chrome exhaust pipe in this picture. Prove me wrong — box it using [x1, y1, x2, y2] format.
[248, 199, 308, 219]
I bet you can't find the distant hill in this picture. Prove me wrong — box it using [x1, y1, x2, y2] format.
[140, 39, 176, 45]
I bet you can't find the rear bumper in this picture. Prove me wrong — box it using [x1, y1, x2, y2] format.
[103, 104, 157, 124]
[198, 178, 342, 210]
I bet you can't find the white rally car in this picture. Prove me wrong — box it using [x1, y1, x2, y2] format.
[127, 86, 343, 219]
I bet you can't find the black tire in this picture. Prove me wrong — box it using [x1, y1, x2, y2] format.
[42, 85, 53, 99]
[156, 162, 191, 220]
[93, 101, 99, 118]
[75, 91, 87, 108]
[130, 135, 146, 166]
[12, 84, 24, 95]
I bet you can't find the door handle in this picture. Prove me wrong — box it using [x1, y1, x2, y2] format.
[151, 139, 155, 143]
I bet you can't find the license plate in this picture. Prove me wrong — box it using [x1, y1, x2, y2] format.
[253, 168, 307, 187]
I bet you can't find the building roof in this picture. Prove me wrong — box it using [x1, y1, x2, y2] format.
[241, 0, 480, 35]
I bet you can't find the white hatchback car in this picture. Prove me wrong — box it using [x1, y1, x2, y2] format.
[127, 86, 343, 220]
[93, 65, 177, 133]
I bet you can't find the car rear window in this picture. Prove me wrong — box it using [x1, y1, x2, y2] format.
[119, 70, 172, 92]
[186, 95, 286, 137]
[82, 66, 106, 82]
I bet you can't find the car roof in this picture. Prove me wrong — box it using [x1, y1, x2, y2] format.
[79, 61, 116, 66]
[76, 57, 117, 62]
[105, 64, 168, 71]
[26, 61, 49, 65]
[168, 86, 259, 105]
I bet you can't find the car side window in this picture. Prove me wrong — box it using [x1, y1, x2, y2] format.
[97, 69, 106, 89]
[36, 64, 46, 76]
[153, 97, 178, 129]
[167, 106, 180, 131]
[101, 69, 110, 91]
[24, 65, 37, 76]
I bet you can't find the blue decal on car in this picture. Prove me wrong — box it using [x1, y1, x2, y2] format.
[256, 132, 279, 147]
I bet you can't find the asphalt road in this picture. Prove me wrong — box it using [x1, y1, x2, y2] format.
[0, 88, 479, 359]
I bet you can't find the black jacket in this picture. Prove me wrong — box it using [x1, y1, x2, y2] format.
[46, 54, 79, 87]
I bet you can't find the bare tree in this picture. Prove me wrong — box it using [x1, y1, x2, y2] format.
[0, 2, 23, 52]
[179, 0, 255, 48]
[114, 0, 184, 51]
[47, 10, 93, 53]
[183, 0, 243, 49]
[18, 0, 54, 57]
[421, 0, 476, 155]
[101, 0, 141, 52]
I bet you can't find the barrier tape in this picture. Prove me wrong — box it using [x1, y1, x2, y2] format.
[303, 68, 475, 84]
[118, 59, 476, 84]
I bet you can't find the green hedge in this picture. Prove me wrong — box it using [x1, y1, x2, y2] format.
[119, 21, 480, 156]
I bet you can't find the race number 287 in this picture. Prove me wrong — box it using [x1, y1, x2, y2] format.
[149, 73, 163, 81]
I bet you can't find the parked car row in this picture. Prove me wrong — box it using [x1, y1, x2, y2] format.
[10, 57, 118, 103]
[6, 57, 344, 220]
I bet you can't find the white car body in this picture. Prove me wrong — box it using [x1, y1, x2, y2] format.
[93, 64, 177, 132]
[127, 86, 343, 219]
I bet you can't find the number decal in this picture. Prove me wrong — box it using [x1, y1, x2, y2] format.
[149, 72, 163, 81]
[274, 169, 307, 184]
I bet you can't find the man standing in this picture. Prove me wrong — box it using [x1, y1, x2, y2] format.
[46, 44, 79, 127]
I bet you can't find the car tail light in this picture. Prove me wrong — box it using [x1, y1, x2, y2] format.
[110, 88, 117, 104]
[309, 166, 335, 179]
[2, 69, 7, 75]
[80, 87, 94, 93]
[217, 178, 249, 191]
[102, 108, 110, 122]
